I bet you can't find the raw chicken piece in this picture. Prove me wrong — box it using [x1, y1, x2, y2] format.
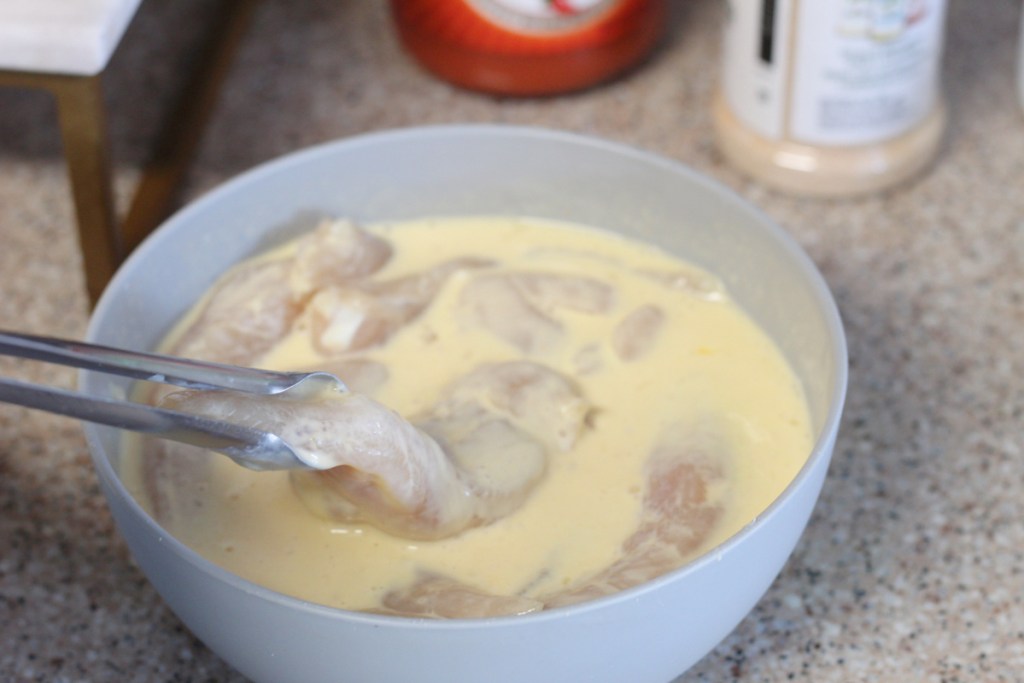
[288, 219, 393, 297]
[611, 305, 665, 362]
[171, 221, 392, 365]
[163, 361, 590, 540]
[459, 271, 615, 354]
[375, 414, 723, 618]
[544, 432, 725, 609]
[305, 287, 396, 353]
[380, 574, 543, 619]
[308, 258, 491, 354]
[298, 361, 591, 538]
[172, 259, 299, 365]
[163, 388, 485, 540]
[429, 361, 591, 453]
[414, 408, 547, 516]
[458, 274, 562, 354]
[506, 272, 615, 315]
[641, 265, 725, 301]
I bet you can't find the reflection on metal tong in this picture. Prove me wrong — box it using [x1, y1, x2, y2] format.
[0, 330, 347, 470]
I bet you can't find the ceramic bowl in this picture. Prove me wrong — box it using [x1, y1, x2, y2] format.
[83, 125, 847, 683]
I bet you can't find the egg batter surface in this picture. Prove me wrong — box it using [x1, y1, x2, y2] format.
[121, 216, 813, 617]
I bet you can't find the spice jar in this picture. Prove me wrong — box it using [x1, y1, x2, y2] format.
[390, 0, 668, 97]
[712, 0, 949, 198]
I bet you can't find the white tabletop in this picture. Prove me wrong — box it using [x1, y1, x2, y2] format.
[0, 0, 143, 76]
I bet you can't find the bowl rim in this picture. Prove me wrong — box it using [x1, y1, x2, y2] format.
[85, 123, 849, 630]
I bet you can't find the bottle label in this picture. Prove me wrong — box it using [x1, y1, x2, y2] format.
[466, 0, 617, 33]
[721, 0, 947, 145]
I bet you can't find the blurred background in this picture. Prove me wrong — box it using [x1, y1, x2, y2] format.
[1, 1, 1022, 680]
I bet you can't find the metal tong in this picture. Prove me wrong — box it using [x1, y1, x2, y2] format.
[0, 330, 347, 470]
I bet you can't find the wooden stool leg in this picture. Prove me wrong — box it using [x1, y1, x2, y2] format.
[0, 0, 257, 307]
[52, 74, 121, 306]
[121, 0, 259, 255]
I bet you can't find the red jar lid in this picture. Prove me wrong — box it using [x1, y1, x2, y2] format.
[391, 0, 668, 96]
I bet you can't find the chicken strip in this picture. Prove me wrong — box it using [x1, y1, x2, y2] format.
[307, 258, 490, 354]
[459, 271, 615, 354]
[161, 361, 590, 540]
[611, 304, 665, 362]
[171, 220, 392, 365]
[545, 428, 726, 609]
[380, 574, 543, 619]
[171, 259, 298, 365]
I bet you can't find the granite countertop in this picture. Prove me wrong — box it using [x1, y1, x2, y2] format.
[2, 1, 1022, 680]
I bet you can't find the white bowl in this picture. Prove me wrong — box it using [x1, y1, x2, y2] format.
[83, 125, 847, 683]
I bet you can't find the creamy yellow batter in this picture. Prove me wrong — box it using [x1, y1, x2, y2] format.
[121, 216, 813, 615]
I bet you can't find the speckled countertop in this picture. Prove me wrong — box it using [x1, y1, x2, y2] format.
[2, 1, 1023, 681]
